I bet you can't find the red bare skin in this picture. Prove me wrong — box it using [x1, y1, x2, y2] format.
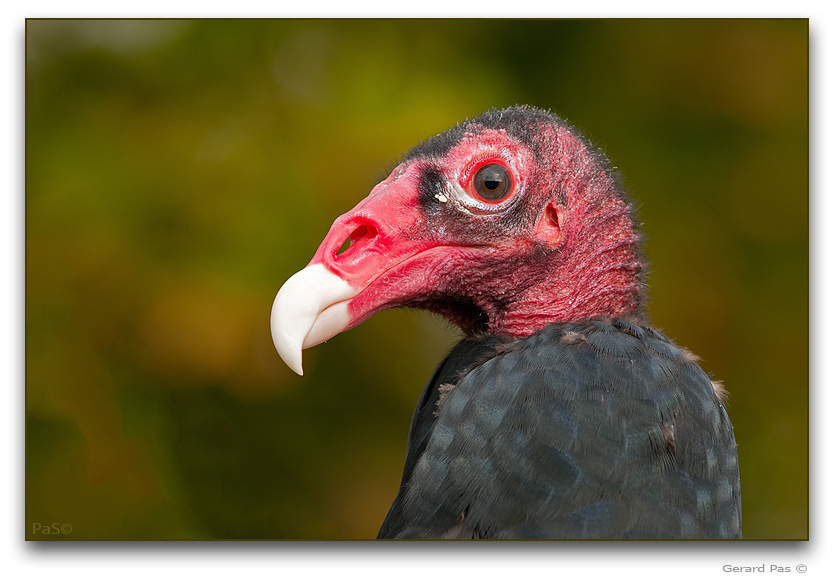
[307, 123, 643, 339]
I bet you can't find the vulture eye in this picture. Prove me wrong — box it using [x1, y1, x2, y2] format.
[472, 163, 513, 202]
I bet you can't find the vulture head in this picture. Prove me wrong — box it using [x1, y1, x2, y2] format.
[272, 106, 644, 374]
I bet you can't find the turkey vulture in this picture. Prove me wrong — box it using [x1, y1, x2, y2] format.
[270, 106, 741, 539]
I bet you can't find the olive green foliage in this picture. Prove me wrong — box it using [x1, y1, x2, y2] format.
[25, 19, 808, 539]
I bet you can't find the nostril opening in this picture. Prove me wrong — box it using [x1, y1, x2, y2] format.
[336, 224, 378, 257]
[350, 225, 370, 244]
[336, 236, 351, 255]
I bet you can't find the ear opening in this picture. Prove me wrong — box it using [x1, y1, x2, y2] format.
[535, 201, 563, 245]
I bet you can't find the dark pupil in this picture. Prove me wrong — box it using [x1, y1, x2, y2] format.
[475, 164, 510, 201]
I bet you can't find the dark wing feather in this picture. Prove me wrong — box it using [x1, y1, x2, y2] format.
[378, 319, 741, 539]
[378, 333, 507, 538]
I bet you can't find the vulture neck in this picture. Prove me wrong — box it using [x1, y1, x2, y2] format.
[482, 203, 645, 339]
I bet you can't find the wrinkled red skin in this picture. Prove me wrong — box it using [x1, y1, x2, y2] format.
[308, 124, 643, 339]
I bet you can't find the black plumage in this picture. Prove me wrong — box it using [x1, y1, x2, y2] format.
[379, 319, 740, 539]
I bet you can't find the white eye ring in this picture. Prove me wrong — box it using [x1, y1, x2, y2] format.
[448, 181, 518, 215]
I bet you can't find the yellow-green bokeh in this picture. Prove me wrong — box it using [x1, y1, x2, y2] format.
[26, 19, 808, 540]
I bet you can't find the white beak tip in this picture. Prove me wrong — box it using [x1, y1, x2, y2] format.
[270, 263, 356, 376]
[280, 348, 304, 376]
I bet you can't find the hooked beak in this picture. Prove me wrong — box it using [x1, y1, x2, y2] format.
[270, 160, 434, 376]
[270, 263, 358, 375]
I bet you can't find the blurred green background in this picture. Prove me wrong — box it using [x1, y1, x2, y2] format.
[25, 19, 808, 540]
